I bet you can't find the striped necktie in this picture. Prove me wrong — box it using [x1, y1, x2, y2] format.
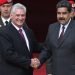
[58, 25, 65, 42]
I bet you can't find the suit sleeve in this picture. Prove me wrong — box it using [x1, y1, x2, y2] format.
[38, 25, 52, 67]
[46, 57, 53, 74]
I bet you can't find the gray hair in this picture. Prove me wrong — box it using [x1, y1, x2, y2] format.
[10, 3, 27, 14]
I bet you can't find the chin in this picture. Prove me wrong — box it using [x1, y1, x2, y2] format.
[59, 21, 65, 25]
[17, 23, 23, 26]
[18, 24, 23, 27]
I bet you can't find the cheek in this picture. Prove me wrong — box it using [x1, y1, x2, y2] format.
[22, 17, 26, 21]
[12, 17, 17, 22]
[24, 16, 26, 19]
[8, 8, 11, 11]
[57, 16, 59, 20]
[57, 14, 60, 18]
[0, 8, 4, 13]
[65, 15, 70, 20]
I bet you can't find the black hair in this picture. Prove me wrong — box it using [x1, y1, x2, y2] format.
[56, 0, 72, 12]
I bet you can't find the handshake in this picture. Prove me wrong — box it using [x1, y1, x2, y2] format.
[31, 58, 40, 69]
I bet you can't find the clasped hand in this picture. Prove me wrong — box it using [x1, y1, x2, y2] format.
[31, 58, 40, 69]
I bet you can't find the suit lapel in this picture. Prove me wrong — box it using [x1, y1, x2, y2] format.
[23, 25, 31, 51]
[0, 17, 5, 27]
[52, 23, 60, 47]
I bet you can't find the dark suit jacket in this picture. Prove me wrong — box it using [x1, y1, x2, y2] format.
[0, 17, 5, 27]
[0, 23, 44, 75]
[46, 57, 52, 74]
[39, 19, 75, 75]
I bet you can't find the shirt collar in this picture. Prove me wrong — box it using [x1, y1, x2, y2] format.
[1, 16, 10, 25]
[60, 18, 71, 28]
[11, 22, 23, 31]
[1, 16, 10, 22]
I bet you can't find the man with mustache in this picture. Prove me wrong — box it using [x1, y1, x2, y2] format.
[46, 1, 69, 75]
[32, 0, 75, 75]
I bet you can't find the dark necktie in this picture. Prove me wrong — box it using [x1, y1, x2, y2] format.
[5, 21, 9, 26]
[18, 29, 25, 39]
[18, 29, 30, 50]
[58, 25, 65, 41]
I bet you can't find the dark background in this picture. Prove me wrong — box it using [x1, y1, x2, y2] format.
[13, 0, 58, 42]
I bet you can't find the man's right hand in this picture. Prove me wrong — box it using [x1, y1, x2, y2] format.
[31, 58, 40, 69]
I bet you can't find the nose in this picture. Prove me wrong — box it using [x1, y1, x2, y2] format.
[4, 6, 9, 11]
[19, 16, 23, 20]
[60, 13, 63, 17]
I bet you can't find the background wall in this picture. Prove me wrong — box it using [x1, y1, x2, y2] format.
[14, 0, 58, 42]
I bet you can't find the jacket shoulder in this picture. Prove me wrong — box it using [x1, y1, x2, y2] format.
[48, 22, 58, 29]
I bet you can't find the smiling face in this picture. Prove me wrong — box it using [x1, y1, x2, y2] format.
[57, 7, 72, 25]
[10, 8, 26, 28]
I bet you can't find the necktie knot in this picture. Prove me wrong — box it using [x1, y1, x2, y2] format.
[19, 29, 22, 33]
[5, 21, 9, 26]
[18, 29, 24, 39]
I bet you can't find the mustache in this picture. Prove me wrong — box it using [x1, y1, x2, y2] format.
[59, 18, 65, 20]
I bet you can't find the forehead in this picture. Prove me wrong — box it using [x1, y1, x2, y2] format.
[14, 9, 25, 14]
[1, 3, 12, 6]
[57, 7, 68, 12]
